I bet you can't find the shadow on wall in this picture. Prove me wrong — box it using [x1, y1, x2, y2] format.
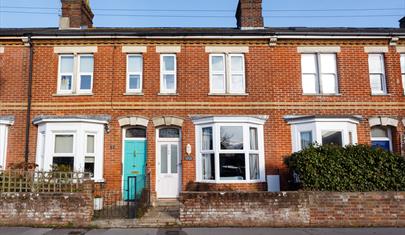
[157, 228, 188, 235]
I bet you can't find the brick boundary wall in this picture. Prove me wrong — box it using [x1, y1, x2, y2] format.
[0, 181, 94, 227]
[180, 191, 405, 227]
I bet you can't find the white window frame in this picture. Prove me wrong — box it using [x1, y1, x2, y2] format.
[194, 117, 266, 183]
[301, 53, 338, 95]
[160, 54, 177, 94]
[371, 126, 393, 152]
[126, 54, 143, 93]
[57, 54, 75, 94]
[0, 124, 10, 170]
[289, 118, 359, 152]
[57, 54, 94, 95]
[401, 54, 405, 94]
[35, 121, 105, 182]
[84, 133, 96, 177]
[77, 54, 94, 94]
[368, 53, 387, 95]
[209, 53, 246, 94]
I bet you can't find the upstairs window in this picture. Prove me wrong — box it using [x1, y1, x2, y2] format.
[301, 53, 338, 95]
[127, 55, 143, 93]
[368, 53, 387, 95]
[210, 54, 245, 94]
[58, 54, 94, 95]
[401, 54, 405, 94]
[160, 54, 177, 94]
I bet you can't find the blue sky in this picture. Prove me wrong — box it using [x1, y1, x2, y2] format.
[0, 0, 405, 28]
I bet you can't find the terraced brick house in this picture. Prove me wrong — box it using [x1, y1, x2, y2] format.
[1, 0, 405, 203]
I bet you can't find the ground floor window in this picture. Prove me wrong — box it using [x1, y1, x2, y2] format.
[286, 116, 360, 152]
[193, 116, 267, 183]
[34, 119, 106, 182]
[0, 122, 12, 169]
[371, 126, 392, 152]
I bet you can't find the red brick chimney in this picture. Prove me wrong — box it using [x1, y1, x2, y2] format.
[60, 0, 94, 29]
[235, 0, 264, 29]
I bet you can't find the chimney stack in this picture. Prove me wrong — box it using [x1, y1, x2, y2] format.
[400, 17, 405, 28]
[235, 0, 264, 30]
[60, 0, 94, 29]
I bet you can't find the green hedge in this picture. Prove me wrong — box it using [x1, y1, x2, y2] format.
[285, 144, 405, 191]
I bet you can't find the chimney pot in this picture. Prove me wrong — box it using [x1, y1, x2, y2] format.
[60, 0, 94, 29]
[236, 0, 264, 30]
[400, 17, 405, 28]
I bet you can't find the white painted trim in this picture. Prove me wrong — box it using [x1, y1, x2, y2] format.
[205, 46, 249, 53]
[297, 46, 341, 53]
[364, 46, 388, 53]
[156, 46, 181, 53]
[54, 46, 98, 54]
[0, 47, 4, 54]
[286, 117, 360, 125]
[0, 125, 9, 169]
[192, 116, 269, 125]
[371, 126, 393, 152]
[33, 118, 109, 125]
[122, 46, 147, 53]
[0, 120, 14, 125]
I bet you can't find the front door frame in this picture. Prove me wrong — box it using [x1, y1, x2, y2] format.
[155, 127, 182, 199]
[121, 126, 147, 199]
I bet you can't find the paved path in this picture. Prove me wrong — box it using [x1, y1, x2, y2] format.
[1, 227, 405, 235]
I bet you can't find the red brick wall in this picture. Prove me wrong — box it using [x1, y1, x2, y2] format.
[180, 191, 405, 227]
[0, 181, 93, 227]
[1, 38, 405, 196]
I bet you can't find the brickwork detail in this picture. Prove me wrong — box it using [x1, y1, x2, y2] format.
[180, 191, 405, 227]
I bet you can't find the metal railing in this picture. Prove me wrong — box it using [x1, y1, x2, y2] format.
[93, 172, 151, 219]
[0, 169, 91, 193]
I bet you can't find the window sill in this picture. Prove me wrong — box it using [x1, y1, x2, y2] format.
[158, 93, 179, 96]
[209, 93, 249, 96]
[197, 180, 266, 184]
[371, 93, 390, 96]
[53, 93, 94, 97]
[93, 178, 105, 183]
[124, 92, 144, 96]
[302, 93, 342, 96]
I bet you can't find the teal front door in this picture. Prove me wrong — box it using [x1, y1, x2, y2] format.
[123, 140, 147, 201]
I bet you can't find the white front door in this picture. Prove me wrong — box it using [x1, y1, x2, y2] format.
[157, 141, 181, 198]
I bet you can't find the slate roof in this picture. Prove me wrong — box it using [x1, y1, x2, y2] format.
[1, 27, 405, 37]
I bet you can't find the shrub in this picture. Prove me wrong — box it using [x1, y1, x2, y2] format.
[285, 144, 405, 191]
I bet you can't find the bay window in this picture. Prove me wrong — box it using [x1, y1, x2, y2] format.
[286, 116, 360, 152]
[58, 54, 94, 94]
[0, 117, 13, 170]
[209, 54, 246, 94]
[194, 116, 267, 183]
[34, 117, 107, 182]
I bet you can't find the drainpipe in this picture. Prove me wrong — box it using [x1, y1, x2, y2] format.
[23, 35, 33, 170]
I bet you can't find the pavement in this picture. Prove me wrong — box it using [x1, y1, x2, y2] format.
[1, 227, 405, 235]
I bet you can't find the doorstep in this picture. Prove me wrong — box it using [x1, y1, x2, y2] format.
[91, 199, 181, 228]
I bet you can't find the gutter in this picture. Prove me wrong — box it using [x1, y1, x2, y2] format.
[23, 35, 33, 169]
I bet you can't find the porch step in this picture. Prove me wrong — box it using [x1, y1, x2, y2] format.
[137, 200, 180, 227]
